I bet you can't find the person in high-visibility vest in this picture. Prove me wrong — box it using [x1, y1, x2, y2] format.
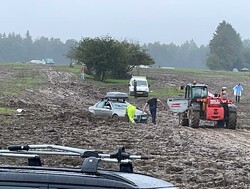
[126, 104, 136, 123]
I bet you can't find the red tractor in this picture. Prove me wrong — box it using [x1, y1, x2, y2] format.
[167, 83, 237, 129]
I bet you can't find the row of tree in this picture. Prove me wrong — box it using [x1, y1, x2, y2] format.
[0, 31, 76, 64]
[69, 37, 211, 81]
[143, 21, 250, 70]
[1, 20, 250, 80]
[0, 31, 211, 68]
[144, 40, 209, 69]
[70, 20, 250, 81]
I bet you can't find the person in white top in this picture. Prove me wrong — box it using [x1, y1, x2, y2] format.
[233, 83, 243, 102]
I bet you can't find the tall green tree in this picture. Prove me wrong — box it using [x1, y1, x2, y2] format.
[206, 20, 244, 70]
[73, 36, 154, 81]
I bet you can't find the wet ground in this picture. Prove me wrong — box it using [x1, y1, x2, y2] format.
[1, 64, 250, 188]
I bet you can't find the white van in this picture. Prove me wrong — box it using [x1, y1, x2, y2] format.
[129, 76, 150, 97]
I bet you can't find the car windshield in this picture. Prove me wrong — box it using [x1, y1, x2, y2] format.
[132, 80, 147, 86]
[110, 101, 128, 109]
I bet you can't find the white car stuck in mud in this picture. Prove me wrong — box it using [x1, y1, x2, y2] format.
[88, 92, 148, 123]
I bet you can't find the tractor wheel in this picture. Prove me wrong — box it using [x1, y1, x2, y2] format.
[226, 112, 237, 129]
[188, 110, 200, 128]
[181, 119, 189, 126]
[178, 113, 189, 126]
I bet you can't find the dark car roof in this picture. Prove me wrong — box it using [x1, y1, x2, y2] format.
[0, 145, 177, 189]
[0, 166, 175, 188]
[0, 167, 133, 188]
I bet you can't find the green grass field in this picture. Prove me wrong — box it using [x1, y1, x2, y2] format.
[1, 62, 249, 99]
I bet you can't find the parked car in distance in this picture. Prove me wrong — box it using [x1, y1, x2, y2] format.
[28, 59, 46, 64]
[88, 92, 148, 123]
[44, 58, 55, 64]
[241, 67, 249, 72]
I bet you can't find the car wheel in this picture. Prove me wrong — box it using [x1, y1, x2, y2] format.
[112, 114, 119, 121]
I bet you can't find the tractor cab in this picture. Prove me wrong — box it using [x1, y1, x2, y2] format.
[184, 83, 208, 103]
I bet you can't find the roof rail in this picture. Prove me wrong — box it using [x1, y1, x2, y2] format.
[0, 145, 148, 174]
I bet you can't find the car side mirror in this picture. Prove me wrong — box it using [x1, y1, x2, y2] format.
[128, 84, 131, 86]
[148, 84, 150, 87]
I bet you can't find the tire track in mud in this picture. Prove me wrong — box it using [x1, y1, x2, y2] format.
[182, 126, 250, 151]
[3, 65, 250, 188]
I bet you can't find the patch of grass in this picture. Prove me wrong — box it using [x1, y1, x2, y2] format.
[161, 67, 248, 78]
[0, 62, 31, 69]
[104, 79, 129, 85]
[59, 64, 81, 75]
[59, 64, 93, 79]
[149, 88, 183, 98]
[0, 107, 16, 114]
[3, 75, 46, 96]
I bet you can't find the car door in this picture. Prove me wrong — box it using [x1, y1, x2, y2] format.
[100, 101, 113, 117]
[94, 101, 112, 117]
[94, 101, 106, 116]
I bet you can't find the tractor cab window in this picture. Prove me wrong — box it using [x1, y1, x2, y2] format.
[192, 87, 208, 98]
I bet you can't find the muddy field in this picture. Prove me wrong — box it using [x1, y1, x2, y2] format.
[1, 64, 250, 188]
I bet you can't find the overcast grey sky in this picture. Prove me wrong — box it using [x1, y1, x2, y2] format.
[0, 0, 249, 46]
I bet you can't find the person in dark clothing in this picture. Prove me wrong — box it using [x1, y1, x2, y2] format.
[133, 79, 137, 98]
[143, 98, 165, 124]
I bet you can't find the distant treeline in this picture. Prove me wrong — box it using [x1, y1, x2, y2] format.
[0, 31, 209, 68]
[143, 40, 209, 68]
[0, 31, 76, 64]
[2, 31, 249, 69]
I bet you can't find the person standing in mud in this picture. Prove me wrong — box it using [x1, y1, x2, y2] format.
[220, 86, 229, 125]
[220, 86, 227, 100]
[80, 64, 86, 80]
[143, 98, 165, 124]
[133, 79, 137, 98]
[233, 83, 243, 102]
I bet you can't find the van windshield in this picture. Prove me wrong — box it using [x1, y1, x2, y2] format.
[133, 80, 147, 86]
